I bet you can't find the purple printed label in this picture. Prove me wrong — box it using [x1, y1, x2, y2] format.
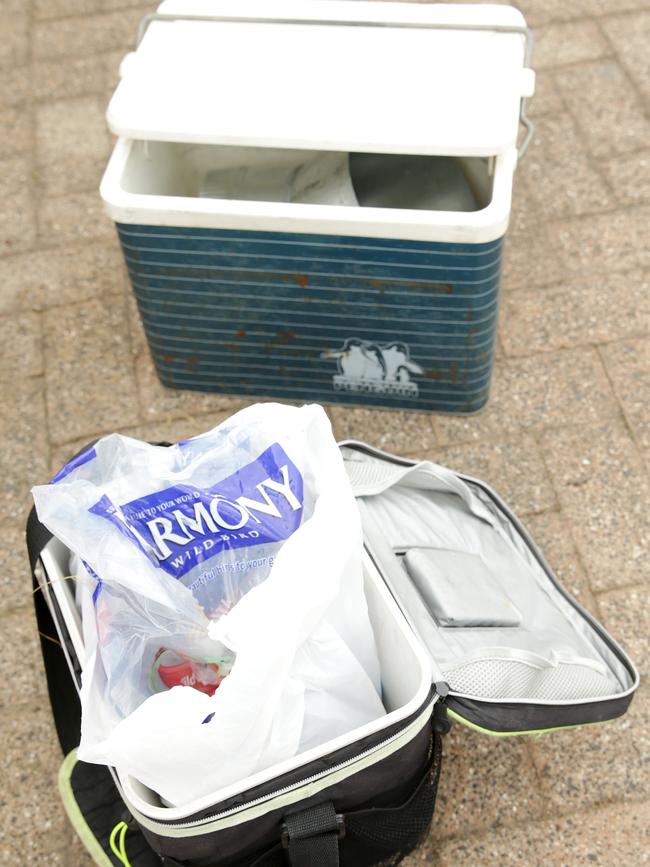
[51, 446, 97, 484]
[82, 560, 103, 605]
[89, 444, 304, 580]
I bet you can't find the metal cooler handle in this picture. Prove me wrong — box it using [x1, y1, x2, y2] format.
[135, 12, 535, 159]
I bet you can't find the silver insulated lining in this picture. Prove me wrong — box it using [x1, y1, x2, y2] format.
[343, 448, 634, 704]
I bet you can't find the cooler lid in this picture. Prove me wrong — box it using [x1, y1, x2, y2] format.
[107, 0, 534, 157]
[339, 441, 640, 736]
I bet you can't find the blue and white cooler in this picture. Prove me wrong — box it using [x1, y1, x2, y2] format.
[101, 0, 535, 414]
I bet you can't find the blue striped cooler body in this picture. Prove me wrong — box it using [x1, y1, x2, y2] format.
[119, 224, 503, 414]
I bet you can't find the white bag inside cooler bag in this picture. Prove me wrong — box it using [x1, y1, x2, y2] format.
[31, 404, 386, 806]
[37, 531, 434, 821]
[119, 546, 435, 819]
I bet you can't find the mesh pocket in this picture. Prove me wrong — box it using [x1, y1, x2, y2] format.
[340, 733, 442, 866]
[445, 656, 615, 701]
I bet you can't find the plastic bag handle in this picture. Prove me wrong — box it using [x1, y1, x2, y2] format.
[134, 13, 535, 159]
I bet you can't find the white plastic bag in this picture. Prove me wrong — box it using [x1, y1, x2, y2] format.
[32, 403, 384, 805]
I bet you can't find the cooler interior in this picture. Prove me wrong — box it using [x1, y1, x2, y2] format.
[119, 141, 495, 212]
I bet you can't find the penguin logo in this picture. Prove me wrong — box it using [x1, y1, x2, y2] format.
[321, 338, 423, 397]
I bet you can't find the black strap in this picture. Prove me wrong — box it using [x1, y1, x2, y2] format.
[282, 801, 343, 867]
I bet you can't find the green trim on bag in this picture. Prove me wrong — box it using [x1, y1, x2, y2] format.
[109, 821, 132, 867]
[58, 749, 114, 867]
[448, 708, 610, 737]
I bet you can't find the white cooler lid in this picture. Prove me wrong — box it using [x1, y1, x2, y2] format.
[107, 0, 534, 157]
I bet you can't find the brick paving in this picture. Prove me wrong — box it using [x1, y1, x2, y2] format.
[1, 1, 649, 864]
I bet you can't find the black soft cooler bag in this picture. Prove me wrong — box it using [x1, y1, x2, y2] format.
[27, 441, 638, 867]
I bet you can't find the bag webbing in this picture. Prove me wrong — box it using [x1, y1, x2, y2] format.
[283, 801, 342, 867]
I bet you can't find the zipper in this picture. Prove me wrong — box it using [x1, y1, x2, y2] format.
[432, 682, 451, 736]
[120, 700, 436, 836]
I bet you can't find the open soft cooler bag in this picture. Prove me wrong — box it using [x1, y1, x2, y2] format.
[27, 439, 638, 867]
[101, 0, 536, 414]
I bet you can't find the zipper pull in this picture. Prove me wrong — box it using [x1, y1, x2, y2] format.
[432, 682, 451, 736]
